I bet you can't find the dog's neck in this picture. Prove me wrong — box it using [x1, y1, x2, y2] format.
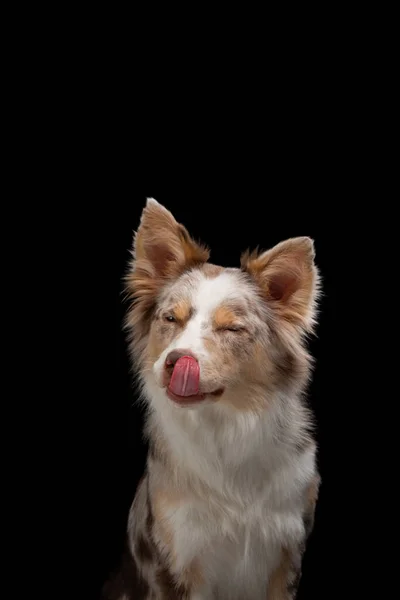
[143, 377, 310, 499]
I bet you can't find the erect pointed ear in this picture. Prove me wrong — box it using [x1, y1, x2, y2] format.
[133, 198, 209, 278]
[241, 237, 320, 332]
[125, 199, 209, 343]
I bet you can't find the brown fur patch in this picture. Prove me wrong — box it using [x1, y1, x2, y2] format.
[177, 224, 209, 270]
[213, 305, 240, 329]
[307, 475, 320, 506]
[174, 298, 192, 323]
[267, 549, 292, 600]
[303, 473, 320, 539]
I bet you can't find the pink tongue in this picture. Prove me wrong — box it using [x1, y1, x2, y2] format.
[169, 356, 200, 397]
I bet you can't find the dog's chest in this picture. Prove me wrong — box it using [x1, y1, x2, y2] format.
[163, 491, 301, 600]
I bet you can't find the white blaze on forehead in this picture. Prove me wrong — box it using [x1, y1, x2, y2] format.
[191, 270, 242, 315]
[154, 270, 245, 376]
[173, 271, 241, 353]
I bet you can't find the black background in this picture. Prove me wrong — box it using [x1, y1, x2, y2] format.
[50, 49, 383, 598]
[13, 16, 393, 600]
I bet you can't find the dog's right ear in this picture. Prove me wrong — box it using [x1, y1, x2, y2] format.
[125, 200, 209, 333]
[133, 198, 209, 279]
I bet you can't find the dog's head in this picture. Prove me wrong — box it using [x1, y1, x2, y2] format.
[125, 199, 320, 411]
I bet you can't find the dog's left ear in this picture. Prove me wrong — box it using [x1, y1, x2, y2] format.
[241, 237, 320, 332]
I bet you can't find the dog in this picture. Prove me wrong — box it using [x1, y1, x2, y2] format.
[102, 198, 321, 599]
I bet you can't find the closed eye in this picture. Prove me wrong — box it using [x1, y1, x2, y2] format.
[220, 325, 245, 333]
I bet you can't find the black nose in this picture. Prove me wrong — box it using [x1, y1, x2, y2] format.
[165, 349, 198, 368]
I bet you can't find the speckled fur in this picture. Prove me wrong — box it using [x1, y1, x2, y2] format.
[102, 199, 321, 600]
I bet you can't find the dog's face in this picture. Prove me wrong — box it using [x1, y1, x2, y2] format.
[126, 199, 319, 411]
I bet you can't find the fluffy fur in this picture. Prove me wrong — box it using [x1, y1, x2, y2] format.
[102, 199, 321, 599]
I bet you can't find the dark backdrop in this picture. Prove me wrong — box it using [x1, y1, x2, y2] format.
[17, 21, 387, 600]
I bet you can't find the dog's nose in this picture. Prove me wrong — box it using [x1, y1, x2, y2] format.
[165, 349, 198, 368]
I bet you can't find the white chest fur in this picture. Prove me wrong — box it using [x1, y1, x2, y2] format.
[159, 487, 306, 600]
[145, 383, 316, 600]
